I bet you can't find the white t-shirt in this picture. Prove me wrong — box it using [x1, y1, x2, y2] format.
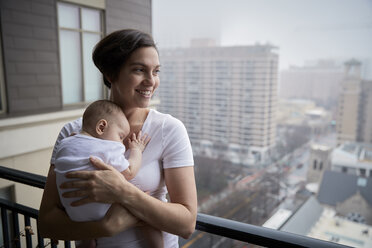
[54, 134, 129, 222]
[51, 109, 194, 248]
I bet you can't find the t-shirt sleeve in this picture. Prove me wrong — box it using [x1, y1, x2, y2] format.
[50, 118, 82, 165]
[161, 115, 194, 169]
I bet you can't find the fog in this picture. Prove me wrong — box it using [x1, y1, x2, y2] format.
[152, 0, 372, 75]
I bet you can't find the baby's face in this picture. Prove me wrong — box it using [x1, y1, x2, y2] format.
[101, 114, 130, 143]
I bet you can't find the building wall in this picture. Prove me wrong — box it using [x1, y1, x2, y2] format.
[337, 60, 372, 145]
[0, 0, 152, 117]
[0, 0, 152, 213]
[106, 0, 152, 34]
[279, 61, 343, 108]
[0, 148, 53, 209]
[0, 0, 61, 115]
[337, 79, 360, 144]
[336, 192, 372, 225]
[358, 80, 372, 143]
[0, 108, 84, 208]
[307, 145, 331, 183]
[157, 45, 278, 165]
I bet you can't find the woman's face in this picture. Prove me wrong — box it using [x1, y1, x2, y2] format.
[110, 47, 160, 110]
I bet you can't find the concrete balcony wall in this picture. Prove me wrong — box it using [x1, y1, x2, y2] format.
[0, 109, 84, 209]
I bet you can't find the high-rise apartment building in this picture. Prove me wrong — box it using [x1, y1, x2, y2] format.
[156, 44, 278, 165]
[337, 59, 372, 145]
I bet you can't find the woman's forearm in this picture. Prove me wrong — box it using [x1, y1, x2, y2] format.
[38, 204, 106, 240]
[123, 187, 195, 238]
[119, 167, 197, 239]
[38, 166, 107, 240]
[58, 160, 198, 239]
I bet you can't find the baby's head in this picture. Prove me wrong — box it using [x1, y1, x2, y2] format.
[82, 100, 130, 143]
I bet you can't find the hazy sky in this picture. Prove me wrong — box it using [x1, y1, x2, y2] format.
[152, 0, 372, 74]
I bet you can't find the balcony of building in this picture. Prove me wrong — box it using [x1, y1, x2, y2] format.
[0, 165, 351, 248]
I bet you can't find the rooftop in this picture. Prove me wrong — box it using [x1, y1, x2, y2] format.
[317, 170, 372, 207]
[308, 209, 372, 248]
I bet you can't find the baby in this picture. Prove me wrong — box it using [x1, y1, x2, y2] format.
[54, 99, 162, 248]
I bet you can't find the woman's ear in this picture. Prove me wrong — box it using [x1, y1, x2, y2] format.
[96, 119, 108, 135]
[105, 75, 115, 85]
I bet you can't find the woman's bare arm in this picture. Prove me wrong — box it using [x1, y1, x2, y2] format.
[38, 165, 139, 240]
[60, 158, 197, 239]
[125, 166, 197, 238]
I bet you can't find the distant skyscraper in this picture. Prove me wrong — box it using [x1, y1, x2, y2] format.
[156, 44, 278, 165]
[279, 60, 344, 109]
[337, 59, 372, 145]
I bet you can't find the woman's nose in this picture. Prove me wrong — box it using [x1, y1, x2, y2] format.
[144, 73, 156, 86]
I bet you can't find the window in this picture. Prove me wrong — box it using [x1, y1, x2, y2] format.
[0, 34, 6, 114]
[360, 168, 366, 177]
[153, 1, 371, 247]
[57, 2, 104, 105]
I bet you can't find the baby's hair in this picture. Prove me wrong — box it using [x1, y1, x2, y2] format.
[82, 100, 124, 133]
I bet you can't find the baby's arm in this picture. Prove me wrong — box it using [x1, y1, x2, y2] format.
[122, 131, 151, 180]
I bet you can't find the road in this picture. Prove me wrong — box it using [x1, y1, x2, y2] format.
[180, 173, 281, 248]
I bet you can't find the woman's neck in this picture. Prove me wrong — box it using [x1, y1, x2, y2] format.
[122, 107, 149, 128]
[121, 107, 150, 148]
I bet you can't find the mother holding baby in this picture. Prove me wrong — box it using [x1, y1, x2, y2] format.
[38, 29, 197, 248]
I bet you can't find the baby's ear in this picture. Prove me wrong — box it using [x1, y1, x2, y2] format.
[96, 119, 108, 135]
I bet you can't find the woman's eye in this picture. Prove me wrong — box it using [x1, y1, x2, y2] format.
[153, 69, 161, 75]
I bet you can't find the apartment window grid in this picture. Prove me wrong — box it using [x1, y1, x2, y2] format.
[57, 2, 104, 105]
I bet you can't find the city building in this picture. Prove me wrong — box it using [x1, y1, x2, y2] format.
[331, 142, 372, 177]
[0, 0, 152, 210]
[156, 43, 278, 165]
[306, 144, 332, 184]
[337, 59, 372, 145]
[279, 196, 372, 248]
[317, 170, 372, 225]
[279, 60, 344, 109]
[276, 99, 332, 138]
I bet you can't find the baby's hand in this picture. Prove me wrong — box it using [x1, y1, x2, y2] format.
[128, 131, 151, 152]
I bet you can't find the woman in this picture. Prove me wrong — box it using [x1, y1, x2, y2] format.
[38, 29, 197, 248]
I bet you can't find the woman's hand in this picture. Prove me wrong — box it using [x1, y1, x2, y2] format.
[39, 165, 112, 240]
[60, 157, 130, 206]
[102, 203, 140, 236]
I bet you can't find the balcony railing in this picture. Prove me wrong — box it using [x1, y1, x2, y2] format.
[0, 165, 351, 248]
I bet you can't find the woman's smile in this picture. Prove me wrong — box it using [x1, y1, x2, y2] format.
[136, 89, 152, 98]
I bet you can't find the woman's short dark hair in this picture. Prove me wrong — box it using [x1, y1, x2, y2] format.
[92, 29, 157, 88]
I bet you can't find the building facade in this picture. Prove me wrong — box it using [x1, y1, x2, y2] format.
[317, 170, 372, 225]
[306, 144, 332, 184]
[331, 142, 372, 177]
[0, 0, 152, 210]
[156, 44, 278, 165]
[337, 59, 372, 145]
[279, 60, 344, 109]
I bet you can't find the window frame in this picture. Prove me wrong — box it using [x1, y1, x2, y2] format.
[57, 1, 106, 106]
[0, 32, 6, 115]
